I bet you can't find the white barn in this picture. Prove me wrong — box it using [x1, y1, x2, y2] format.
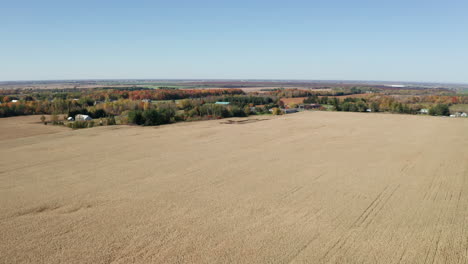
[75, 114, 92, 121]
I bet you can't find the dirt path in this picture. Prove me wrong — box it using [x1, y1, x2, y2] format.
[0, 112, 467, 263]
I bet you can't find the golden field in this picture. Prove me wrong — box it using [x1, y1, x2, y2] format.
[0, 112, 467, 263]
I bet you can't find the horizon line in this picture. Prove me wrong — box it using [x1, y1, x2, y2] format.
[1, 78, 467, 86]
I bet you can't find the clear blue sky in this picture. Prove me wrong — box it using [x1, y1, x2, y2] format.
[1, 0, 467, 83]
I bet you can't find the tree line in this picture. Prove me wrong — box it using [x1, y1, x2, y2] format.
[0, 88, 245, 118]
[303, 95, 452, 116]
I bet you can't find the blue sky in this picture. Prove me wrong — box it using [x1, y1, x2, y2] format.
[1, 0, 467, 83]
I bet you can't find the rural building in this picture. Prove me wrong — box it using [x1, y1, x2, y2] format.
[419, 109, 429, 114]
[215, 102, 230, 105]
[75, 114, 92, 121]
[282, 108, 299, 114]
[142, 99, 152, 103]
[299, 104, 321, 110]
[67, 117, 74, 121]
[452, 112, 468, 117]
[11, 99, 19, 103]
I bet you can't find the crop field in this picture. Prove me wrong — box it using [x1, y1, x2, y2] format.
[0, 112, 467, 263]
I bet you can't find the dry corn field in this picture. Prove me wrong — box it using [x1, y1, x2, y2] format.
[0, 112, 467, 263]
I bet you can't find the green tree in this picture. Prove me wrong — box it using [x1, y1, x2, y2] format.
[128, 110, 145, 125]
[356, 101, 368, 112]
[331, 98, 340, 111]
[92, 109, 107, 118]
[370, 102, 380, 112]
[230, 106, 247, 117]
[429, 104, 450, 116]
[142, 109, 159, 125]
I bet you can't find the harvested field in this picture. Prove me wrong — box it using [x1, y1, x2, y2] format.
[239, 87, 333, 93]
[0, 112, 467, 263]
[0, 115, 68, 141]
[318, 94, 372, 99]
[280, 97, 307, 106]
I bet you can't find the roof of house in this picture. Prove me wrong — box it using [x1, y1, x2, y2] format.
[283, 108, 299, 113]
[75, 114, 92, 120]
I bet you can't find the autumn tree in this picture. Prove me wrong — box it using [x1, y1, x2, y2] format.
[272, 108, 282, 115]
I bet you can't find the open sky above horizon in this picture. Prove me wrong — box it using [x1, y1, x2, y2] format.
[1, 0, 468, 83]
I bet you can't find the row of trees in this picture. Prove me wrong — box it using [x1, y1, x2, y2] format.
[301, 95, 454, 116]
[0, 100, 73, 117]
[267, 87, 365, 98]
[1, 88, 245, 103]
[82, 95, 278, 124]
[128, 107, 176, 126]
[0, 89, 247, 117]
[126, 102, 256, 126]
[212, 95, 274, 107]
[1, 86, 460, 120]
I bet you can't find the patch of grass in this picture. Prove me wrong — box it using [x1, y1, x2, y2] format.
[321, 104, 335, 111]
[449, 104, 468, 113]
